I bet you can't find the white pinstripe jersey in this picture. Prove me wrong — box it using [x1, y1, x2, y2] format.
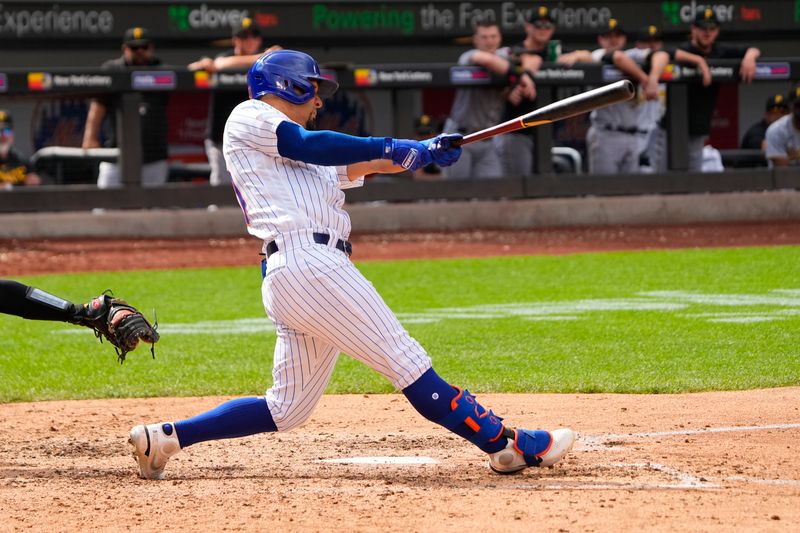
[590, 47, 664, 131]
[221, 99, 431, 422]
[222, 98, 365, 243]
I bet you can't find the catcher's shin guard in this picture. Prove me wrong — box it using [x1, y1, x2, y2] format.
[438, 387, 506, 452]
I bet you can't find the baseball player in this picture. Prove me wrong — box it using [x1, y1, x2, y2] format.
[559, 19, 649, 174]
[497, 6, 555, 177]
[128, 49, 575, 480]
[188, 17, 282, 186]
[82, 27, 169, 188]
[742, 94, 789, 151]
[443, 21, 512, 179]
[650, 9, 760, 172]
[765, 84, 800, 167]
[0, 279, 158, 362]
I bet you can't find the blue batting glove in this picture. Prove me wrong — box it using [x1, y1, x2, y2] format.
[382, 138, 433, 171]
[422, 133, 463, 167]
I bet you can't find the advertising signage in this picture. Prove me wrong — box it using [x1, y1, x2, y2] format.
[0, 2, 797, 41]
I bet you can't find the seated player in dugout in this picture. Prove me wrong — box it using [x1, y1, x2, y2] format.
[128, 49, 576, 480]
[765, 84, 800, 167]
[0, 110, 41, 188]
[188, 17, 282, 186]
[741, 94, 789, 151]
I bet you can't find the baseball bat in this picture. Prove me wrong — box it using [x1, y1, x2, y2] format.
[453, 79, 635, 146]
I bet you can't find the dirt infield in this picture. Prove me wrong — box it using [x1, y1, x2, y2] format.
[1, 391, 799, 532]
[1, 220, 799, 531]
[2, 220, 800, 276]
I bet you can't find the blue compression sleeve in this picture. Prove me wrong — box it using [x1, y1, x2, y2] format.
[174, 396, 277, 448]
[276, 121, 387, 165]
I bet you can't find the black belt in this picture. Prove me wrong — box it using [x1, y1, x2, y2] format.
[265, 232, 352, 258]
[600, 124, 649, 135]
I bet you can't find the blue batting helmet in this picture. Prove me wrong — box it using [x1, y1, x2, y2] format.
[247, 49, 338, 104]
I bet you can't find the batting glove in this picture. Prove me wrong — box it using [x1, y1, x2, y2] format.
[422, 133, 463, 168]
[382, 138, 433, 172]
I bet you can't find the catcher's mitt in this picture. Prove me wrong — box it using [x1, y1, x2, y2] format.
[73, 292, 159, 363]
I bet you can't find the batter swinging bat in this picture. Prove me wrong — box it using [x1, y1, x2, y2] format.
[453, 79, 635, 146]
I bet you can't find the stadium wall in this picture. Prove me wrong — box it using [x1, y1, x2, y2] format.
[1, 190, 799, 239]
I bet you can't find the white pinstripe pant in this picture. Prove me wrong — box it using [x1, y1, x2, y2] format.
[261, 230, 432, 431]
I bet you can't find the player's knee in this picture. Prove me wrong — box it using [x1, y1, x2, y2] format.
[268, 404, 314, 432]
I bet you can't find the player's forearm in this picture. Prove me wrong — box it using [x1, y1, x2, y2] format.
[612, 51, 647, 84]
[347, 160, 404, 180]
[648, 51, 670, 82]
[82, 101, 106, 147]
[674, 49, 703, 68]
[471, 50, 511, 74]
[556, 50, 592, 66]
[743, 47, 761, 63]
[213, 54, 261, 71]
[769, 156, 789, 167]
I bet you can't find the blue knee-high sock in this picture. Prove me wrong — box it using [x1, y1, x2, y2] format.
[402, 367, 508, 454]
[174, 396, 277, 448]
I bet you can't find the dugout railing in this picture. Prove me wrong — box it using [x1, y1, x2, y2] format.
[0, 59, 798, 213]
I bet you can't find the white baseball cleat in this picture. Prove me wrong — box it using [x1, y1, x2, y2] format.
[129, 423, 181, 480]
[488, 428, 576, 474]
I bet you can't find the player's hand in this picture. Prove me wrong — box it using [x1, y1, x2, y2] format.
[384, 138, 433, 171]
[188, 57, 215, 72]
[507, 84, 525, 106]
[519, 74, 537, 100]
[423, 134, 463, 168]
[700, 62, 712, 86]
[644, 78, 659, 101]
[739, 57, 756, 83]
[82, 138, 101, 150]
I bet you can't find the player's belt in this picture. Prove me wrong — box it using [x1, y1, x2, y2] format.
[265, 232, 352, 258]
[600, 124, 649, 135]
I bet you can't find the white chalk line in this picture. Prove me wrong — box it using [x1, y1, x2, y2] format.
[725, 476, 800, 487]
[314, 424, 800, 491]
[570, 423, 800, 491]
[521, 462, 718, 491]
[50, 288, 800, 335]
[577, 422, 800, 450]
[318, 456, 439, 465]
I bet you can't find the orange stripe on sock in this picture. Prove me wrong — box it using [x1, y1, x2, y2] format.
[465, 417, 480, 432]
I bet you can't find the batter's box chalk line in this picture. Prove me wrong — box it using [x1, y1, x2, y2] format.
[575, 422, 800, 451]
[506, 462, 719, 491]
[317, 456, 440, 465]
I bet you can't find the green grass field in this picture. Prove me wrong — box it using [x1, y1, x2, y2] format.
[1, 245, 798, 402]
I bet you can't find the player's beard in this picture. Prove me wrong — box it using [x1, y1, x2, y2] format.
[306, 113, 317, 130]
